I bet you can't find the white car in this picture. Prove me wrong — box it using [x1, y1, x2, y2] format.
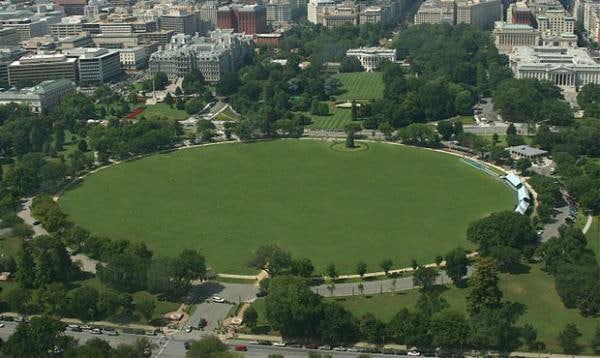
[407, 350, 421, 356]
[211, 296, 225, 303]
[185, 326, 193, 333]
[0, 323, 4, 328]
[272, 342, 286, 347]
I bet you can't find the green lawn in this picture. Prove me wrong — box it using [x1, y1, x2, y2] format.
[214, 106, 240, 121]
[305, 104, 354, 129]
[0, 235, 22, 259]
[333, 72, 384, 101]
[586, 216, 600, 259]
[59, 140, 514, 274]
[138, 103, 188, 120]
[333, 265, 599, 354]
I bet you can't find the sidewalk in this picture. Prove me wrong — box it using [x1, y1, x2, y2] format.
[312, 267, 473, 297]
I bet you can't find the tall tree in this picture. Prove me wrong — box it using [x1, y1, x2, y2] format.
[3, 316, 75, 358]
[444, 247, 469, 286]
[265, 276, 323, 338]
[558, 323, 582, 355]
[467, 258, 502, 314]
[249, 244, 291, 276]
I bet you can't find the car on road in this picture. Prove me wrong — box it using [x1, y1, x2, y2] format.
[305, 343, 318, 349]
[272, 342, 286, 347]
[0, 323, 4, 328]
[90, 328, 102, 335]
[145, 330, 157, 336]
[234, 345, 247, 352]
[81, 325, 92, 330]
[32, 221, 40, 226]
[333, 346, 347, 351]
[70, 327, 82, 332]
[106, 330, 119, 336]
[318, 345, 332, 350]
[185, 326, 193, 333]
[210, 296, 225, 303]
[408, 350, 421, 356]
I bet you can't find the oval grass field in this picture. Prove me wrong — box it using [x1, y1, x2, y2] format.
[59, 140, 515, 274]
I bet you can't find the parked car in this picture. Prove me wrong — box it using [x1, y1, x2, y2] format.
[107, 330, 119, 336]
[319, 345, 332, 350]
[90, 328, 102, 335]
[0, 323, 4, 328]
[333, 346, 347, 351]
[408, 350, 421, 356]
[70, 327, 82, 332]
[234, 345, 247, 352]
[185, 326, 193, 333]
[145, 330, 157, 336]
[305, 343, 319, 349]
[210, 296, 225, 303]
[81, 325, 92, 330]
[272, 342, 286, 347]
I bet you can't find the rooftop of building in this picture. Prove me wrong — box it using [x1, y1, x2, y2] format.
[10, 53, 78, 66]
[0, 79, 74, 99]
[511, 46, 599, 67]
[506, 145, 548, 156]
[494, 21, 534, 30]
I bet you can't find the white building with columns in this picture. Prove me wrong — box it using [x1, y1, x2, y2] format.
[346, 47, 396, 71]
[493, 22, 540, 54]
[509, 47, 600, 90]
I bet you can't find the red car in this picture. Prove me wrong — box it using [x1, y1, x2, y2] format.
[234, 345, 248, 352]
[305, 344, 319, 349]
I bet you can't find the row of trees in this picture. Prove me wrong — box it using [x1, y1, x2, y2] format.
[260, 258, 538, 352]
[30, 195, 206, 301]
[3, 315, 153, 358]
[538, 226, 600, 317]
[493, 79, 573, 125]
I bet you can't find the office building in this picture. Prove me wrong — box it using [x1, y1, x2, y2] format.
[0, 79, 75, 113]
[200, 1, 219, 27]
[0, 28, 19, 46]
[414, 0, 455, 24]
[159, 10, 197, 35]
[59, 33, 95, 49]
[0, 18, 48, 41]
[64, 48, 122, 83]
[149, 30, 253, 82]
[507, 1, 535, 26]
[50, 17, 85, 37]
[8, 54, 78, 85]
[118, 47, 147, 70]
[217, 4, 267, 34]
[54, 0, 88, 16]
[510, 47, 600, 90]
[142, 30, 175, 46]
[346, 47, 396, 71]
[266, 0, 293, 25]
[537, 8, 575, 35]
[360, 6, 391, 24]
[454, 0, 502, 30]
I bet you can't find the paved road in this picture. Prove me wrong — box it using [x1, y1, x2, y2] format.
[16, 197, 99, 273]
[540, 189, 572, 243]
[157, 282, 257, 357]
[0, 321, 161, 348]
[16, 197, 47, 237]
[312, 268, 472, 297]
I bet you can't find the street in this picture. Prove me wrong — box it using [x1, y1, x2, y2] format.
[0, 321, 162, 348]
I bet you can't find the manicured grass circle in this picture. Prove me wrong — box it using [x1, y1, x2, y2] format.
[59, 140, 514, 274]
